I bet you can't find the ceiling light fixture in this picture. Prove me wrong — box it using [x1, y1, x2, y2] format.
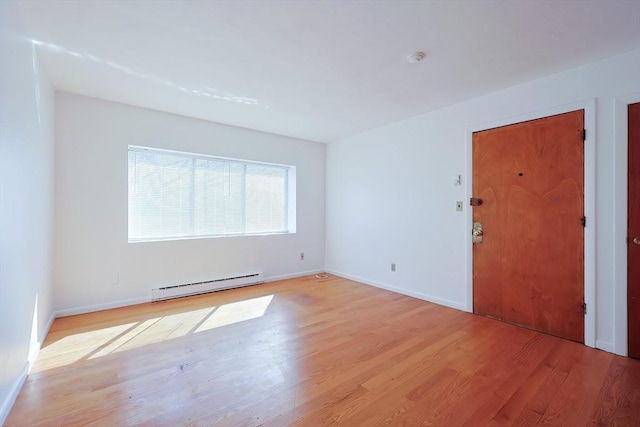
[407, 51, 426, 63]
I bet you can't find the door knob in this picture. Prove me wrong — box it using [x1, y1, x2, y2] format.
[473, 229, 483, 237]
[472, 222, 483, 244]
[634, 236, 640, 245]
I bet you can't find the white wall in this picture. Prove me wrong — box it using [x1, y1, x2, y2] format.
[54, 93, 325, 313]
[326, 50, 640, 353]
[0, 1, 55, 423]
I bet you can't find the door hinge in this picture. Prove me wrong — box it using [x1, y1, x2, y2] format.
[582, 129, 586, 141]
[583, 302, 587, 315]
[581, 216, 586, 228]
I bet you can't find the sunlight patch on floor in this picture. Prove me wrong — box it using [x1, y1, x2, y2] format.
[33, 322, 138, 372]
[195, 295, 274, 333]
[33, 294, 275, 372]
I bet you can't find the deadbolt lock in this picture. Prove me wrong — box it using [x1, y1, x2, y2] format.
[472, 222, 483, 244]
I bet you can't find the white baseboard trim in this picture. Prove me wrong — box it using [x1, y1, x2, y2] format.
[41, 312, 55, 346]
[2, 309, 56, 424]
[326, 269, 467, 312]
[55, 271, 327, 318]
[0, 362, 28, 426]
[55, 296, 150, 318]
[596, 340, 615, 354]
[265, 269, 325, 283]
[28, 312, 56, 367]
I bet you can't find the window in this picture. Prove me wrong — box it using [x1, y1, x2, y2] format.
[128, 146, 295, 242]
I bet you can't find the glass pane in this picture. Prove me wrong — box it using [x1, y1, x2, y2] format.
[128, 148, 290, 241]
[129, 151, 192, 239]
[245, 164, 287, 234]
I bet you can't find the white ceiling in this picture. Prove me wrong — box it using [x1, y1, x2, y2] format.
[19, 0, 640, 143]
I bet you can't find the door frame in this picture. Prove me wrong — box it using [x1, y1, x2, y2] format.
[464, 99, 596, 348]
[614, 93, 640, 357]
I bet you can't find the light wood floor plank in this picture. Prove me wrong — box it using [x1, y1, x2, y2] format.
[6, 275, 640, 426]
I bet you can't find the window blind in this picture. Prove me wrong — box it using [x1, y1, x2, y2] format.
[128, 147, 290, 242]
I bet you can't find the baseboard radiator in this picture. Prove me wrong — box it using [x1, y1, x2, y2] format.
[151, 272, 264, 302]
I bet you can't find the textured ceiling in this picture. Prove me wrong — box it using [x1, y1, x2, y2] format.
[19, 0, 640, 143]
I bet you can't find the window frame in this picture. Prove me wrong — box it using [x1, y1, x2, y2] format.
[128, 145, 296, 243]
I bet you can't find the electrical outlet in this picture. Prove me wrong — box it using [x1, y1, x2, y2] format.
[391, 263, 396, 272]
[300, 252, 305, 261]
[456, 201, 463, 211]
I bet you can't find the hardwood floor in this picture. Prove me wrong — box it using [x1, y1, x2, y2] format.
[6, 275, 640, 426]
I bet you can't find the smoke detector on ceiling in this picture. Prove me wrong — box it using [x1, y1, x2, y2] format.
[407, 51, 426, 63]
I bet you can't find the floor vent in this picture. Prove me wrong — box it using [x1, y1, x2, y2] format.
[151, 272, 264, 302]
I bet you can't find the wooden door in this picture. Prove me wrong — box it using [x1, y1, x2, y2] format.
[473, 110, 585, 342]
[628, 102, 640, 359]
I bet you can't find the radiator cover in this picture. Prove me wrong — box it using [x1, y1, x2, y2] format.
[151, 272, 264, 302]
